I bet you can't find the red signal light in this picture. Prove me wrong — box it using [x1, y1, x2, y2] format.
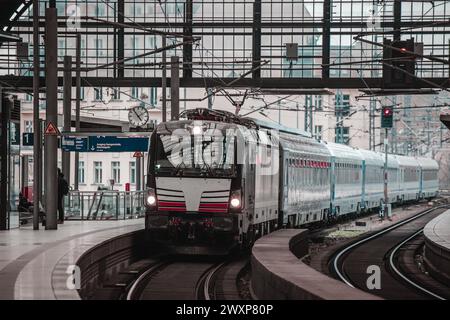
[383, 108, 392, 116]
[381, 107, 394, 128]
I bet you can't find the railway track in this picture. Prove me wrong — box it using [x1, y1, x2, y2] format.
[201, 258, 250, 300]
[330, 205, 450, 300]
[125, 256, 249, 300]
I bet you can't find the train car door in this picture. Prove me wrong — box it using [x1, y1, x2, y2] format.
[244, 140, 256, 233]
[361, 160, 366, 210]
[330, 156, 336, 218]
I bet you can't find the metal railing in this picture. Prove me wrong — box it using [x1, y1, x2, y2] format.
[64, 190, 147, 220]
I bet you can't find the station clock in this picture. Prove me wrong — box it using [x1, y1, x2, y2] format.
[128, 106, 149, 128]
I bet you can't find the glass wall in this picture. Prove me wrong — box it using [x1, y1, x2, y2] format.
[1, 0, 449, 82]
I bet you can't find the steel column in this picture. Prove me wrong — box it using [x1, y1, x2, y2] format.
[21, 155, 29, 195]
[369, 97, 376, 151]
[252, 0, 262, 80]
[171, 56, 180, 120]
[322, 0, 331, 79]
[183, 0, 193, 79]
[44, 6, 58, 230]
[32, 0, 41, 230]
[383, 128, 389, 219]
[136, 156, 141, 191]
[393, 0, 402, 41]
[62, 56, 72, 186]
[74, 33, 81, 190]
[0, 87, 9, 230]
[38, 119, 43, 206]
[304, 95, 314, 134]
[162, 35, 167, 122]
[117, 0, 125, 78]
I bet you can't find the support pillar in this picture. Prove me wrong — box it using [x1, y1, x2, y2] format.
[74, 33, 81, 190]
[171, 56, 180, 121]
[44, 6, 58, 230]
[136, 156, 141, 191]
[32, 0, 41, 230]
[383, 128, 389, 219]
[252, 0, 261, 80]
[322, 0, 331, 79]
[21, 155, 29, 196]
[183, 0, 193, 79]
[162, 35, 167, 122]
[62, 56, 72, 186]
[0, 87, 9, 230]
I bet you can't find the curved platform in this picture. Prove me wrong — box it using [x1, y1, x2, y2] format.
[0, 220, 144, 300]
[423, 209, 450, 285]
[251, 229, 380, 300]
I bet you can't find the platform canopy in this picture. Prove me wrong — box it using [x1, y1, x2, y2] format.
[0, 0, 27, 42]
[2, 1, 450, 90]
[440, 111, 450, 130]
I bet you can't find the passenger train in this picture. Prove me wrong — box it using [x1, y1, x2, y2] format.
[144, 108, 439, 251]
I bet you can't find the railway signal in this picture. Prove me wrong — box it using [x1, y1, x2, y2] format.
[383, 38, 417, 87]
[381, 106, 394, 128]
[380, 105, 394, 220]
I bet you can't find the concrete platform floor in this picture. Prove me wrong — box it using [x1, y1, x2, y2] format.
[0, 219, 144, 300]
[424, 209, 450, 252]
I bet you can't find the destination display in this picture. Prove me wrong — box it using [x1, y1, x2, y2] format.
[60, 135, 149, 152]
[61, 136, 89, 152]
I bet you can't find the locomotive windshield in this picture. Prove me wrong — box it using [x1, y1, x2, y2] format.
[152, 123, 237, 177]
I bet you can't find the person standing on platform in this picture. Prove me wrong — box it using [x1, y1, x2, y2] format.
[18, 192, 33, 213]
[57, 168, 69, 224]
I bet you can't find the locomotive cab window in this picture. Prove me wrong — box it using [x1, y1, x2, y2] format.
[150, 123, 238, 178]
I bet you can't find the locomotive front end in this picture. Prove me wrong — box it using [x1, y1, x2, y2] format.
[145, 118, 243, 252]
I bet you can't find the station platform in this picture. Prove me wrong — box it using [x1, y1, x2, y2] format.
[251, 229, 379, 300]
[0, 219, 144, 300]
[423, 209, 450, 284]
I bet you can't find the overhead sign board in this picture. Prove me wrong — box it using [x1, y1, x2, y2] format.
[61, 136, 89, 152]
[88, 136, 149, 152]
[10, 122, 20, 145]
[22, 132, 34, 146]
[60, 135, 149, 152]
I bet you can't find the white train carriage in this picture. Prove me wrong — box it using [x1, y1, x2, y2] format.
[386, 154, 401, 204]
[357, 149, 384, 210]
[279, 131, 332, 227]
[397, 155, 421, 202]
[325, 142, 364, 216]
[244, 124, 280, 235]
[417, 157, 439, 199]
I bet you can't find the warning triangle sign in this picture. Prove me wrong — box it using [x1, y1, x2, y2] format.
[133, 151, 143, 158]
[44, 122, 60, 136]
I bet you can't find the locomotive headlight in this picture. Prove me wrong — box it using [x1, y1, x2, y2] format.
[230, 198, 240, 208]
[145, 188, 157, 208]
[229, 190, 242, 210]
[147, 195, 156, 206]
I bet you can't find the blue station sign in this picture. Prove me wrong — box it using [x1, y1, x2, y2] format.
[61, 136, 89, 152]
[60, 135, 149, 153]
[88, 136, 149, 152]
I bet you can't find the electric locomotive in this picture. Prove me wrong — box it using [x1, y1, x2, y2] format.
[144, 108, 439, 253]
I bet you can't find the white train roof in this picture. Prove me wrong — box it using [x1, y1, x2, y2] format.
[385, 153, 400, 169]
[323, 142, 363, 163]
[251, 118, 312, 138]
[396, 155, 421, 168]
[357, 148, 384, 166]
[416, 157, 439, 170]
[280, 132, 331, 158]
